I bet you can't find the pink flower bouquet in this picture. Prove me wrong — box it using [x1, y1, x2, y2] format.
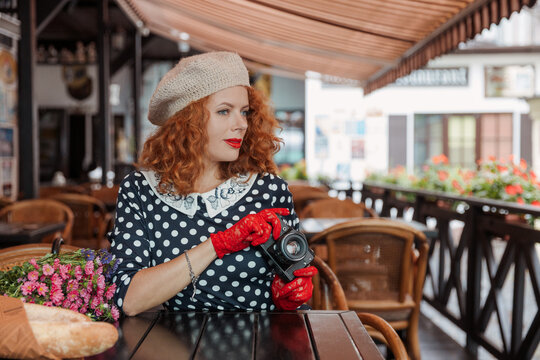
[0, 248, 119, 322]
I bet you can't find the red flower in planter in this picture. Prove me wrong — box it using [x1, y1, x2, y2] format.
[505, 184, 523, 196]
[452, 180, 464, 194]
[532, 200, 540, 207]
[517, 197, 525, 204]
[432, 154, 449, 165]
[438, 170, 449, 181]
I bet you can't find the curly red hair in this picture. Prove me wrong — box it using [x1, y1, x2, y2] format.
[137, 86, 281, 196]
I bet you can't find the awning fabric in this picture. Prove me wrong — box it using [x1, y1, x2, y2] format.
[117, 0, 537, 94]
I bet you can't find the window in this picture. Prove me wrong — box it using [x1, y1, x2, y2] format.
[414, 115, 443, 168]
[413, 113, 513, 169]
[448, 115, 476, 168]
[479, 114, 513, 161]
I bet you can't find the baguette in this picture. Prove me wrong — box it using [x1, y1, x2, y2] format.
[24, 303, 91, 322]
[29, 321, 119, 358]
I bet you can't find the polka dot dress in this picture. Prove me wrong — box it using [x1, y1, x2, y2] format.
[109, 171, 299, 312]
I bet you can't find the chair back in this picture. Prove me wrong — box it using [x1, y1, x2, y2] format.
[357, 312, 409, 360]
[90, 184, 119, 210]
[39, 184, 89, 198]
[310, 255, 348, 310]
[310, 218, 428, 360]
[49, 193, 111, 249]
[0, 199, 74, 244]
[309, 255, 408, 359]
[0, 242, 81, 271]
[299, 198, 378, 219]
[288, 185, 330, 216]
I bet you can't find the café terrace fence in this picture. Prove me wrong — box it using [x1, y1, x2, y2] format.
[335, 181, 540, 360]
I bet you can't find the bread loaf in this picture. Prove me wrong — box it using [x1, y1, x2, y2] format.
[23, 303, 91, 322]
[29, 321, 119, 358]
[23, 303, 118, 358]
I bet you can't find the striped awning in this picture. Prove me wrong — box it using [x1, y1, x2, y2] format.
[117, 0, 537, 94]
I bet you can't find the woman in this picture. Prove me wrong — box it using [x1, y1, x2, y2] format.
[110, 52, 316, 316]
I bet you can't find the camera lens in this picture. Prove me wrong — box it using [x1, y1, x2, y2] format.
[279, 234, 307, 261]
[286, 241, 301, 256]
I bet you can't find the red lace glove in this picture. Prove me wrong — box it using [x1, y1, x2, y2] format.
[272, 266, 318, 311]
[210, 208, 290, 259]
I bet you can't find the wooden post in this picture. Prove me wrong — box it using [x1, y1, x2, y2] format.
[18, 0, 38, 199]
[98, 0, 111, 185]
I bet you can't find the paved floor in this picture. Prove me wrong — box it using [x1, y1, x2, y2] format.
[418, 312, 476, 360]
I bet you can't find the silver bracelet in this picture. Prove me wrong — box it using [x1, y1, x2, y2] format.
[184, 250, 199, 301]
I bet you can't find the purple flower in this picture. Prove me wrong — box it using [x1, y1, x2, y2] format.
[81, 249, 95, 261]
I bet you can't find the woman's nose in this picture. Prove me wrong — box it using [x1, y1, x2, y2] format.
[233, 111, 248, 131]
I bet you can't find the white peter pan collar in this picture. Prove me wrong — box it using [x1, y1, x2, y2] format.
[140, 170, 256, 218]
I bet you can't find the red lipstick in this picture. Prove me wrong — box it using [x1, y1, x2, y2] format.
[225, 138, 242, 149]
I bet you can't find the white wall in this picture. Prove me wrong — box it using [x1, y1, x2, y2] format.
[305, 76, 368, 181]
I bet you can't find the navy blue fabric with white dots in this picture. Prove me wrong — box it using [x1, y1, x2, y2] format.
[109, 171, 299, 312]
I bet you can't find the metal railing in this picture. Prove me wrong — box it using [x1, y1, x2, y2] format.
[355, 181, 540, 360]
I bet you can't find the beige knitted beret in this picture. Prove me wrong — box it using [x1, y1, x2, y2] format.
[147, 51, 250, 126]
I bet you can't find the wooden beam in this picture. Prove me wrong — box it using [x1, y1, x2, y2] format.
[111, 34, 155, 76]
[36, 0, 71, 36]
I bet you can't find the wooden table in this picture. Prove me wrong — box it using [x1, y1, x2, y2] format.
[0, 222, 65, 248]
[88, 310, 384, 360]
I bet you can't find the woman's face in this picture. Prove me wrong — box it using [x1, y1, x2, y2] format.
[204, 85, 249, 167]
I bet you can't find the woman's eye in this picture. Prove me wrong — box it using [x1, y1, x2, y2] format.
[217, 109, 229, 115]
[241, 110, 250, 117]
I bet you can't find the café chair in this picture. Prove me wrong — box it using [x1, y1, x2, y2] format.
[299, 197, 378, 219]
[0, 199, 74, 244]
[309, 218, 429, 360]
[90, 184, 120, 211]
[288, 184, 331, 216]
[39, 184, 90, 198]
[310, 255, 408, 360]
[0, 196, 13, 211]
[49, 193, 113, 250]
[0, 239, 81, 272]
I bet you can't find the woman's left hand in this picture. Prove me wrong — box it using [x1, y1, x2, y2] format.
[271, 266, 318, 311]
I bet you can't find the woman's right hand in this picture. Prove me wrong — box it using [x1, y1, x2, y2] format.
[210, 208, 290, 258]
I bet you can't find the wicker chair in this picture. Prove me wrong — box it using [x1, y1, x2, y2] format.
[0, 199, 74, 244]
[0, 240, 81, 271]
[299, 198, 378, 219]
[288, 184, 331, 216]
[310, 218, 429, 360]
[309, 255, 408, 360]
[49, 193, 112, 250]
[39, 184, 90, 198]
[90, 184, 120, 211]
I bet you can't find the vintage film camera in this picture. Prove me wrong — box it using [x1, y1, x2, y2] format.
[258, 215, 314, 282]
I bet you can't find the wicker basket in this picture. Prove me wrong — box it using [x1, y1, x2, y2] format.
[0, 242, 81, 272]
